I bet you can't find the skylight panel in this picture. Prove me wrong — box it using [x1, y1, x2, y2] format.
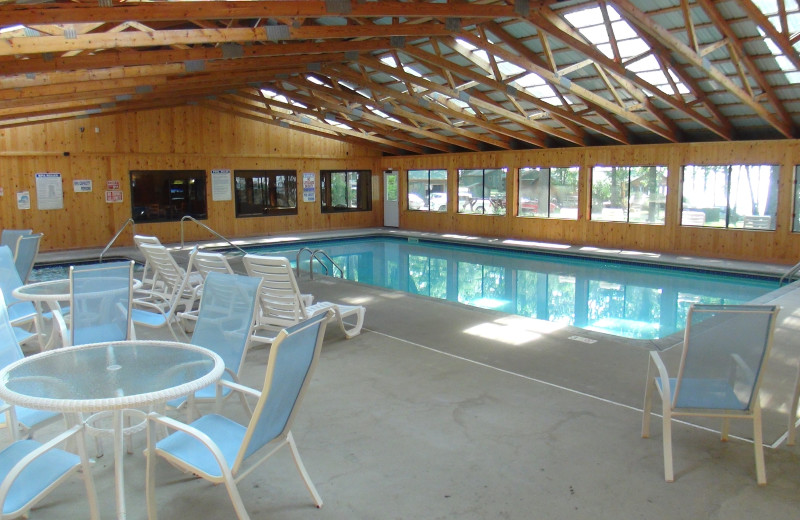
[0, 25, 24, 33]
[515, 73, 546, 87]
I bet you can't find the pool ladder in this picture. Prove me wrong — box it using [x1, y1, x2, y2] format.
[780, 260, 800, 286]
[296, 248, 343, 280]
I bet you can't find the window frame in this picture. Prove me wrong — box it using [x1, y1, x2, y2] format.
[681, 164, 778, 230]
[457, 167, 507, 215]
[590, 165, 668, 225]
[407, 169, 448, 212]
[518, 166, 580, 220]
[129, 169, 207, 223]
[233, 169, 298, 218]
[320, 170, 373, 213]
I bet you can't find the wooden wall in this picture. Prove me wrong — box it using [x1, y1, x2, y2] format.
[382, 140, 800, 265]
[0, 106, 383, 252]
[3, 105, 800, 265]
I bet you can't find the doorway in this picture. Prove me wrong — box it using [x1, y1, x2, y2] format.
[384, 170, 399, 227]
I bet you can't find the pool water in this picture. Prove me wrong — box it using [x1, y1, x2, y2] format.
[238, 236, 779, 340]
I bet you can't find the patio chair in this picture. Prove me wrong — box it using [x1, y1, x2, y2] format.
[642, 304, 780, 485]
[0, 246, 43, 351]
[145, 310, 332, 520]
[177, 247, 235, 325]
[132, 243, 198, 340]
[243, 254, 365, 345]
[0, 289, 62, 442]
[0, 230, 31, 251]
[0, 423, 100, 519]
[167, 271, 262, 421]
[10, 233, 42, 284]
[66, 260, 134, 347]
[133, 234, 163, 294]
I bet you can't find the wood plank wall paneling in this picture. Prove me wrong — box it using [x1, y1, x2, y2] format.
[2, 105, 800, 265]
[0, 106, 382, 252]
[385, 141, 800, 265]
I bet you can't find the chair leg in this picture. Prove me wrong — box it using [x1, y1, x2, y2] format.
[721, 418, 730, 442]
[661, 409, 674, 482]
[286, 431, 323, 507]
[753, 403, 767, 485]
[642, 369, 655, 438]
[145, 420, 160, 520]
[788, 362, 800, 446]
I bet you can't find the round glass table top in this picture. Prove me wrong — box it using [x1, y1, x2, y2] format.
[13, 278, 142, 301]
[0, 340, 224, 413]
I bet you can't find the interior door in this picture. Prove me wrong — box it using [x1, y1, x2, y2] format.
[384, 170, 399, 227]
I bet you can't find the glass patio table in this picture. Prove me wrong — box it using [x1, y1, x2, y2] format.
[0, 340, 224, 520]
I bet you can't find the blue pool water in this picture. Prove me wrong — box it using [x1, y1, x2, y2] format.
[236, 236, 779, 340]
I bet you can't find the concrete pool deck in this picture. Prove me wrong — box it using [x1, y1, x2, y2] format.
[22, 228, 800, 519]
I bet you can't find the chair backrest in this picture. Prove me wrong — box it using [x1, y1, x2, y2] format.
[69, 261, 134, 346]
[673, 304, 780, 411]
[242, 254, 307, 328]
[0, 229, 32, 249]
[190, 272, 262, 379]
[12, 233, 42, 284]
[0, 246, 37, 324]
[191, 249, 235, 280]
[0, 289, 24, 370]
[133, 235, 162, 289]
[235, 311, 330, 468]
[138, 243, 190, 302]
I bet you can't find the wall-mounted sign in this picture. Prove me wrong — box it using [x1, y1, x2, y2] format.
[17, 191, 30, 210]
[211, 169, 232, 201]
[303, 172, 316, 202]
[106, 180, 120, 190]
[74, 180, 92, 192]
[106, 190, 123, 203]
[35, 173, 63, 210]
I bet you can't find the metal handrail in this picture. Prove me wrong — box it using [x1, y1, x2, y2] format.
[780, 260, 800, 285]
[98, 218, 135, 263]
[180, 216, 246, 255]
[295, 247, 343, 279]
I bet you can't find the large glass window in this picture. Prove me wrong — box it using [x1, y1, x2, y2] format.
[518, 166, 579, 219]
[682, 164, 778, 229]
[591, 165, 667, 224]
[457, 168, 507, 215]
[320, 170, 372, 212]
[234, 170, 297, 217]
[130, 170, 206, 223]
[407, 169, 448, 211]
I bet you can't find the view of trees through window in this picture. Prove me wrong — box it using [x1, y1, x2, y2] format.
[591, 165, 667, 223]
[320, 170, 372, 212]
[457, 168, 507, 215]
[518, 166, 579, 219]
[233, 170, 297, 217]
[130, 170, 207, 223]
[682, 164, 778, 229]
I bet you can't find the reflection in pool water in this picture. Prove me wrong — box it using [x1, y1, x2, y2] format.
[239, 237, 779, 340]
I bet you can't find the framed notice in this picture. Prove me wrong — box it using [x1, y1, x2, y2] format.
[106, 190, 123, 203]
[302, 172, 316, 202]
[35, 173, 63, 210]
[17, 191, 30, 210]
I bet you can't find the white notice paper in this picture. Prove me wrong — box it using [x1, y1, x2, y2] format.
[211, 169, 232, 201]
[36, 173, 63, 210]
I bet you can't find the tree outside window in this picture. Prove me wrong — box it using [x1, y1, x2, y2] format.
[234, 170, 297, 217]
[320, 170, 372, 212]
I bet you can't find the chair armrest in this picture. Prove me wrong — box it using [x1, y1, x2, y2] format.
[648, 351, 673, 409]
[146, 412, 233, 479]
[219, 379, 261, 399]
[49, 308, 69, 349]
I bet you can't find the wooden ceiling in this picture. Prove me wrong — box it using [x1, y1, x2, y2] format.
[2, 0, 800, 155]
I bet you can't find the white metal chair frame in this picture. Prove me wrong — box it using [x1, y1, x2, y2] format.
[642, 304, 780, 485]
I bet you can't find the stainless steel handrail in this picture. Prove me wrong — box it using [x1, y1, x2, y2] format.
[780, 260, 800, 285]
[295, 247, 343, 279]
[180, 216, 246, 255]
[98, 218, 135, 263]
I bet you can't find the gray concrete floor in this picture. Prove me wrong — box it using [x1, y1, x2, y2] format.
[20, 231, 800, 519]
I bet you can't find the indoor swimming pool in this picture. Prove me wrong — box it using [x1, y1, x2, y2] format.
[236, 236, 780, 340]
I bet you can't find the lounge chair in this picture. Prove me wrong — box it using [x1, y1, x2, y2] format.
[242, 254, 365, 344]
[642, 304, 780, 485]
[177, 247, 235, 325]
[10, 233, 42, 284]
[0, 246, 43, 350]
